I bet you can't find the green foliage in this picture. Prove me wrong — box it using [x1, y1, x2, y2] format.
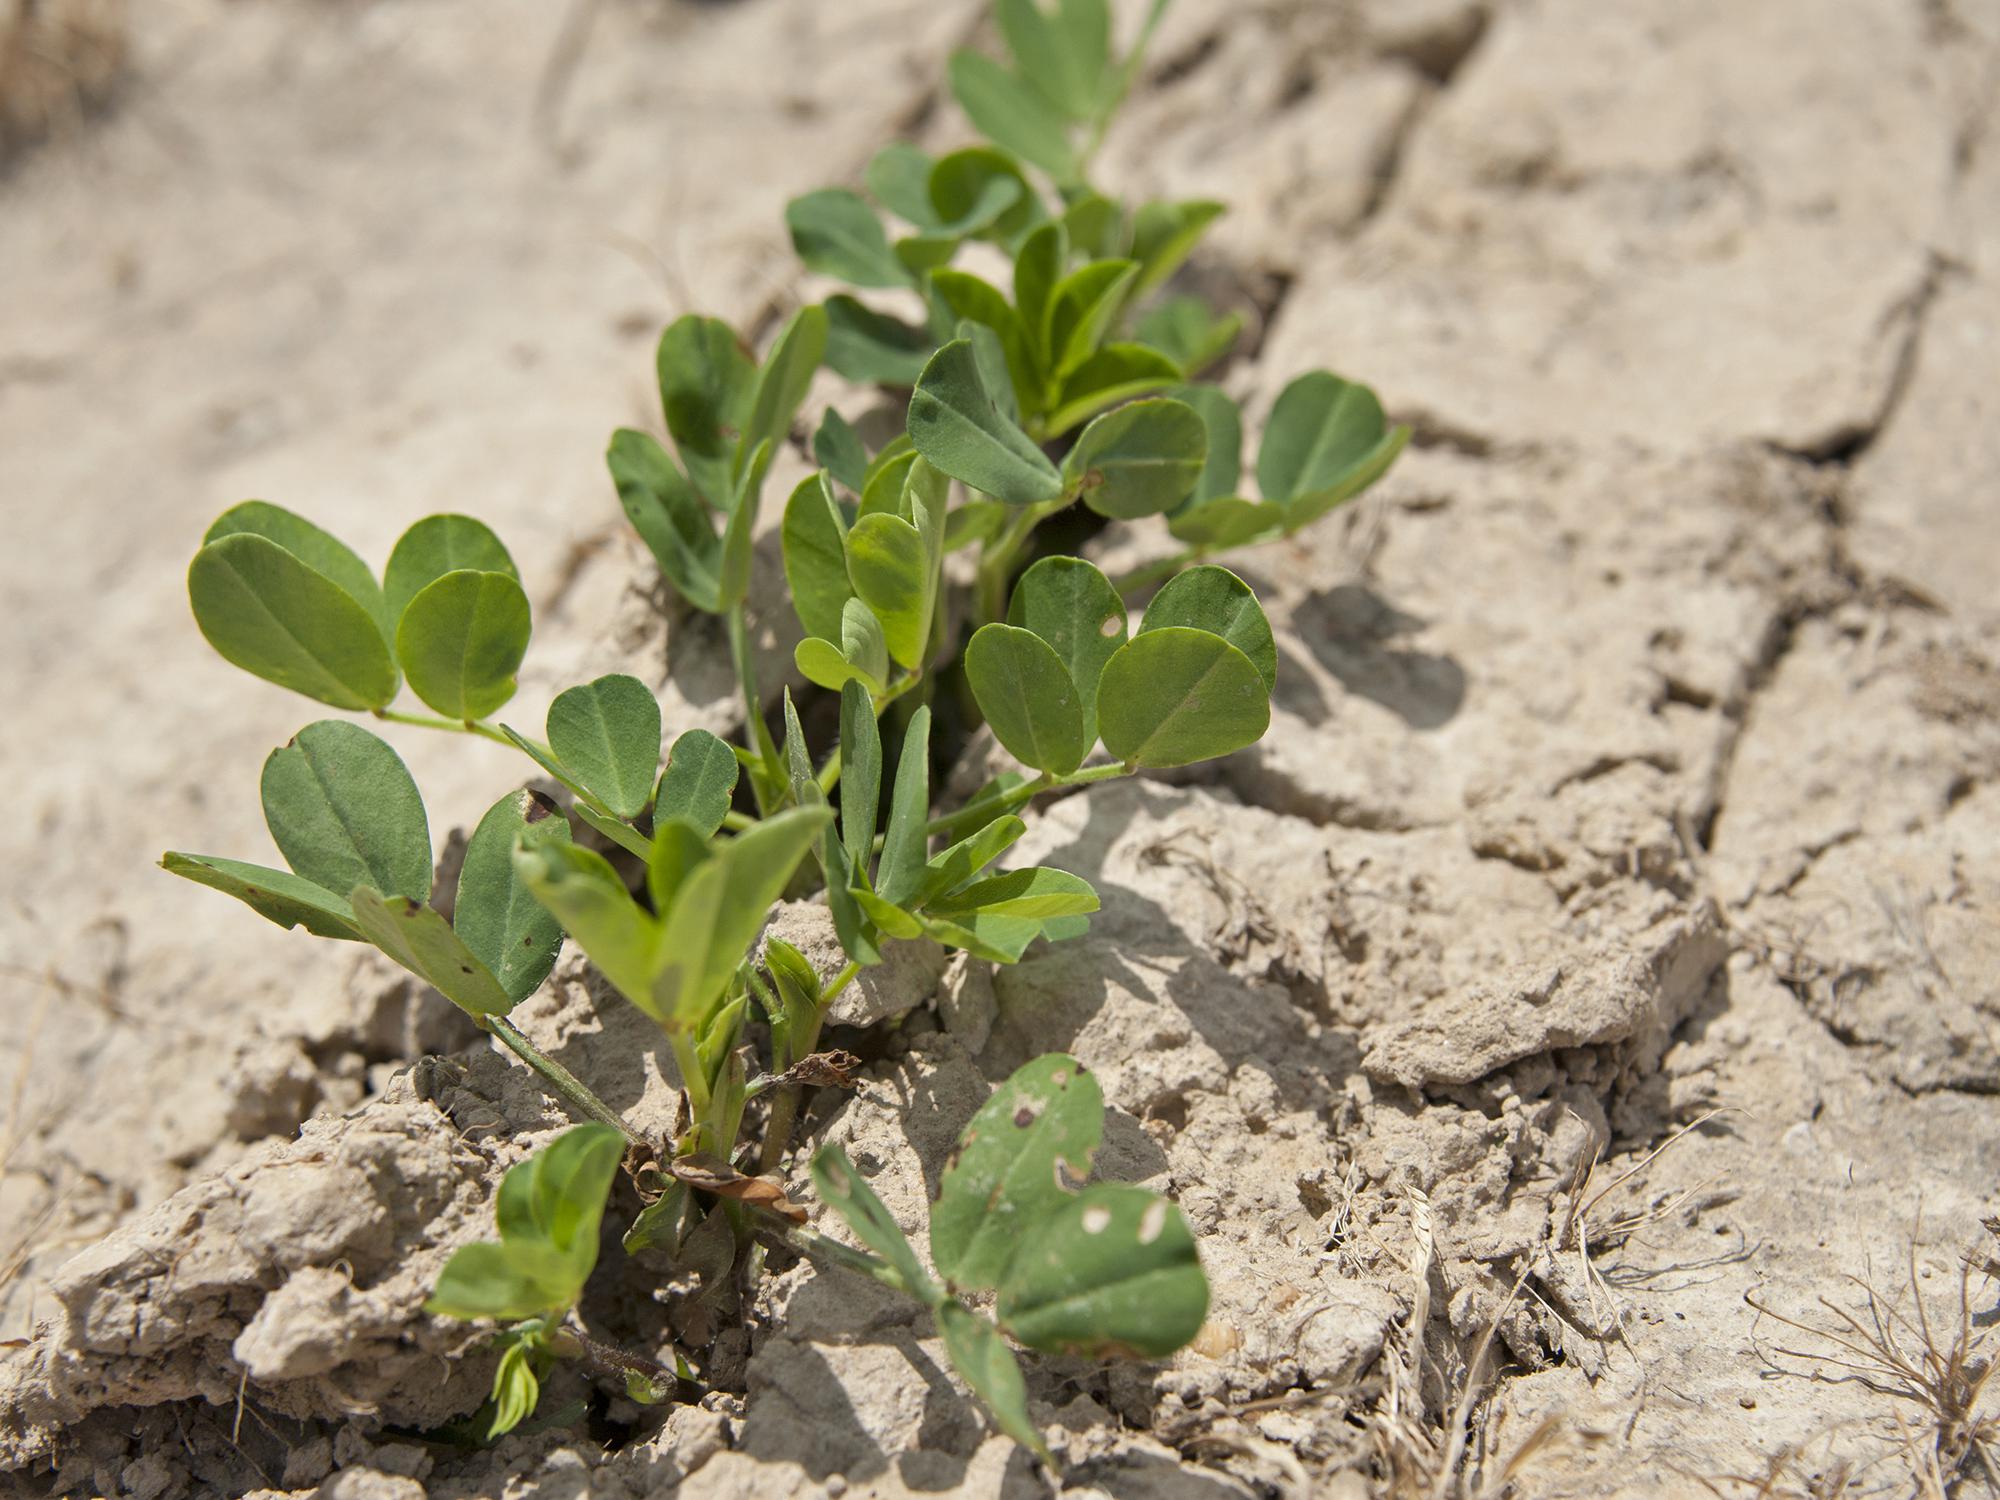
[815, 1053, 1205, 1461]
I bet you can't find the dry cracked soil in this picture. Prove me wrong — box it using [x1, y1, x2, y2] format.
[3, 1, 1998, 1497]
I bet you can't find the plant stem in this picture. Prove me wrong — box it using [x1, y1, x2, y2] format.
[753, 1212, 907, 1295]
[820, 959, 862, 1006]
[482, 1016, 641, 1146]
[753, 957, 857, 1174]
[372, 707, 520, 750]
[549, 1326, 693, 1400]
[726, 603, 783, 809]
[925, 760, 1134, 840]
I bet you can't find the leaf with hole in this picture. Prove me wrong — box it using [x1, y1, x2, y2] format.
[260, 720, 432, 902]
[996, 1183, 1207, 1358]
[454, 790, 571, 1003]
[546, 675, 661, 820]
[964, 624, 1087, 776]
[907, 339, 1062, 505]
[931, 1053, 1101, 1290]
[1064, 397, 1207, 520]
[396, 569, 531, 720]
[188, 533, 399, 710]
[1098, 627, 1270, 768]
[1138, 564, 1276, 693]
[1006, 555, 1125, 744]
[787, 188, 909, 288]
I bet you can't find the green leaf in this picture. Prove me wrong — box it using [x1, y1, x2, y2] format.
[646, 817, 712, 915]
[1165, 384, 1242, 506]
[811, 1145, 938, 1302]
[607, 428, 721, 612]
[545, 675, 661, 820]
[964, 624, 1087, 776]
[383, 514, 519, 628]
[958, 318, 1027, 427]
[788, 188, 909, 288]
[839, 680, 881, 877]
[1006, 556, 1126, 745]
[938, 1303, 1050, 1464]
[782, 689, 816, 809]
[1098, 627, 1270, 768]
[651, 807, 833, 1033]
[159, 852, 364, 941]
[1257, 371, 1405, 517]
[205, 502, 393, 643]
[907, 339, 1063, 505]
[875, 705, 931, 907]
[853, 885, 924, 940]
[488, 1339, 541, 1438]
[425, 1242, 559, 1322]
[932, 1053, 1102, 1290]
[1011, 219, 1067, 373]
[908, 908, 1048, 964]
[782, 471, 856, 642]
[514, 840, 659, 1006]
[188, 534, 399, 710]
[396, 570, 532, 720]
[717, 438, 772, 611]
[867, 142, 941, 226]
[1129, 199, 1225, 301]
[739, 304, 828, 480]
[911, 815, 1026, 909]
[1047, 343, 1183, 435]
[1139, 564, 1276, 693]
[929, 771, 1033, 845]
[949, 50, 1079, 181]
[455, 790, 572, 1003]
[795, 637, 872, 694]
[823, 295, 934, 387]
[894, 232, 962, 280]
[1136, 297, 1241, 376]
[928, 866, 1099, 920]
[349, 886, 514, 1017]
[998, 0, 1099, 120]
[260, 720, 432, 902]
[656, 728, 739, 839]
[497, 1122, 624, 1278]
[996, 1184, 1208, 1358]
[813, 410, 869, 493]
[1166, 497, 1285, 549]
[657, 314, 753, 510]
[945, 497, 1009, 553]
[846, 514, 931, 672]
[1284, 423, 1410, 531]
[859, 448, 919, 521]
[841, 596, 890, 687]
[1048, 258, 1138, 376]
[928, 147, 1037, 241]
[1064, 397, 1207, 520]
[1061, 190, 1123, 259]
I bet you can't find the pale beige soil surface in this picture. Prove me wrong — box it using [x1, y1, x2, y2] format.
[3, 1, 1998, 1497]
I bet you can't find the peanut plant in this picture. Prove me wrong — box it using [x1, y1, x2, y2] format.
[159, 0, 1406, 1465]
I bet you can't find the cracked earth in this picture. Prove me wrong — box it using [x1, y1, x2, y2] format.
[3, 1, 1998, 1496]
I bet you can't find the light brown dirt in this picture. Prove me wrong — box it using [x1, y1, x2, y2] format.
[2, 1, 1997, 1497]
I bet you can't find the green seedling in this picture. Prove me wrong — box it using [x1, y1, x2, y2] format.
[808, 1053, 1207, 1464]
[428, 1125, 677, 1438]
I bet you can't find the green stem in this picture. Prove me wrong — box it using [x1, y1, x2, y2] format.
[755, 1211, 908, 1295]
[721, 810, 757, 832]
[754, 956, 858, 1175]
[925, 760, 1134, 841]
[372, 707, 520, 750]
[483, 1016, 641, 1146]
[727, 604, 784, 810]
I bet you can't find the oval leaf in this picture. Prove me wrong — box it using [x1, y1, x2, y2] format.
[657, 314, 753, 509]
[782, 472, 855, 642]
[513, 840, 659, 1007]
[655, 728, 739, 839]
[349, 886, 514, 1017]
[260, 720, 431, 901]
[996, 1184, 1208, 1358]
[1098, 627, 1270, 768]
[845, 513, 932, 671]
[1139, 565, 1276, 693]
[205, 502, 392, 642]
[397, 569, 532, 720]
[948, 49, 1078, 181]
[932, 1054, 1103, 1291]
[823, 295, 933, 387]
[938, 1302, 1048, 1464]
[547, 674, 663, 819]
[1047, 343, 1184, 436]
[788, 187, 909, 288]
[1257, 370, 1398, 511]
[384, 514, 519, 627]
[965, 624, 1087, 776]
[455, 790, 572, 1003]
[607, 428, 722, 611]
[189, 534, 399, 710]
[928, 867, 1099, 921]
[160, 852, 363, 941]
[907, 339, 1063, 506]
[1006, 556, 1126, 745]
[1165, 383, 1242, 507]
[1064, 397, 1207, 520]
